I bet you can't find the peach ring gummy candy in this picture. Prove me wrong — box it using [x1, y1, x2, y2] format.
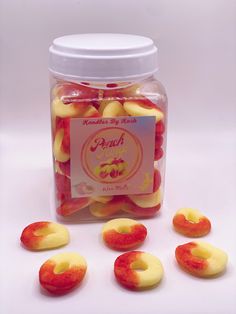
[175, 241, 228, 278]
[123, 99, 164, 122]
[124, 189, 162, 217]
[20, 221, 69, 251]
[39, 252, 87, 295]
[57, 197, 92, 216]
[172, 208, 211, 237]
[102, 218, 147, 250]
[123, 169, 162, 217]
[114, 251, 164, 290]
[89, 196, 124, 218]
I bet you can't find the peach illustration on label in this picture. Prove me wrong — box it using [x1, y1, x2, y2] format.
[81, 127, 142, 184]
[94, 157, 127, 180]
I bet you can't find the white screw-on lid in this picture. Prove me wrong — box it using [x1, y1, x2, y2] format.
[49, 33, 158, 81]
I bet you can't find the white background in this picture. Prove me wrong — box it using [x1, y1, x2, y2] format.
[0, 1, 236, 314]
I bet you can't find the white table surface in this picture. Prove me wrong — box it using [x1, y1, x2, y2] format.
[1, 130, 236, 314]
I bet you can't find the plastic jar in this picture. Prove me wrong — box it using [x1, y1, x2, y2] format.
[49, 33, 167, 220]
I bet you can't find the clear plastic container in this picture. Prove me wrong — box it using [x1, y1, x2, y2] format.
[49, 34, 167, 221]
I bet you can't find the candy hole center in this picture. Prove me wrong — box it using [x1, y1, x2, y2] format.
[131, 260, 148, 272]
[34, 227, 54, 237]
[117, 226, 131, 234]
[187, 213, 200, 223]
[191, 247, 211, 259]
[54, 262, 70, 274]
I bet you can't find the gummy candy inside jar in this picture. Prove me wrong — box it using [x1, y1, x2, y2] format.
[49, 34, 168, 221]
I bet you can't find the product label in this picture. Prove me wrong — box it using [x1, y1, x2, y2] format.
[70, 116, 155, 197]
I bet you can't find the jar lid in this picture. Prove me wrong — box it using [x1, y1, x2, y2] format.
[49, 33, 158, 81]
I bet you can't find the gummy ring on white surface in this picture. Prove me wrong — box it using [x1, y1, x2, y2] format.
[102, 218, 147, 250]
[20, 221, 69, 250]
[175, 241, 228, 277]
[39, 252, 87, 294]
[114, 251, 164, 290]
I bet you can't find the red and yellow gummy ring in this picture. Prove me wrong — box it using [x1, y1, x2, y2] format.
[102, 218, 147, 250]
[175, 241, 228, 277]
[20, 221, 69, 251]
[114, 251, 164, 290]
[39, 252, 87, 295]
[173, 208, 211, 237]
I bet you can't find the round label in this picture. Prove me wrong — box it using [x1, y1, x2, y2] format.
[81, 127, 143, 183]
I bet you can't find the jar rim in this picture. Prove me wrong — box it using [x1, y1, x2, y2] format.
[49, 33, 158, 81]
